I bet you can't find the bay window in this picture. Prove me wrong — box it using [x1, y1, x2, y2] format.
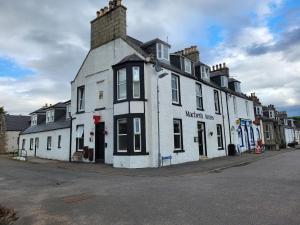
[117, 68, 127, 100]
[132, 66, 140, 98]
[133, 118, 141, 152]
[117, 119, 128, 152]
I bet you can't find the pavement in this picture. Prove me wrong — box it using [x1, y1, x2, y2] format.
[0, 148, 299, 225]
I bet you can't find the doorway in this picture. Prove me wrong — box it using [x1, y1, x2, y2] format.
[95, 122, 105, 163]
[197, 122, 207, 156]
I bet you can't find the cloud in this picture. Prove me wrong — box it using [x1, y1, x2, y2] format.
[0, 0, 299, 117]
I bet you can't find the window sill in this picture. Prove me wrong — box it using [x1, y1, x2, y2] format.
[113, 152, 150, 156]
[218, 148, 224, 151]
[173, 149, 185, 153]
[172, 103, 182, 107]
[76, 111, 85, 114]
[197, 108, 204, 111]
[215, 112, 221, 115]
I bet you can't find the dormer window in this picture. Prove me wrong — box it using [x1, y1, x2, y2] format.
[46, 110, 54, 123]
[184, 58, 192, 74]
[220, 76, 228, 88]
[201, 66, 209, 79]
[31, 115, 37, 126]
[157, 43, 169, 61]
[234, 82, 241, 92]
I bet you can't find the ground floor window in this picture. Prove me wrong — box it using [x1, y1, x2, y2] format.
[173, 119, 183, 150]
[250, 127, 255, 145]
[216, 124, 223, 149]
[58, 135, 62, 148]
[76, 125, 84, 151]
[265, 124, 271, 140]
[35, 137, 39, 149]
[117, 118, 128, 152]
[114, 114, 146, 155]
[29, 138, 34, 150]
[238, 126, 244, 147]
[47, 136, 52, 150]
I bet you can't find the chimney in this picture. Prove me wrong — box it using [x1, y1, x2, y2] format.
[182, 46, 200, 62]
[90, 0, 127, 49]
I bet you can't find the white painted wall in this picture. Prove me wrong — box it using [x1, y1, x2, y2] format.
[285, 128, 295, 144]
[19, 128, 70, 161]
[5, 131, 20, 152]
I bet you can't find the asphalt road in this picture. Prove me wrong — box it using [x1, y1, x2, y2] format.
[0, 150, 300, 225]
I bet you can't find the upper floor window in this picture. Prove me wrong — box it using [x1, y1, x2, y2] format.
[214, 90, 220, 114]
[196, 83, 203, 110]
[77, 86, 85, 112]
[117, 68, 127, 100]
[184, 58, 192, 74]
[201, 66, 209, 79]
[246, 101, 249, 116]
[269, 111, 274, 119]
[220, 76, 228, 88]
[132, 67, 140, 98]
[233, 97, 237, 115]
[157, 43, 169, 61]
[171, 74, 180, 105]
[31, 114, 37, 126]
[234, 82, 241, 93]
[46, 110, 54, 123]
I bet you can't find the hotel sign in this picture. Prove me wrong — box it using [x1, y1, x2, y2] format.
[185, 111, 214, 120]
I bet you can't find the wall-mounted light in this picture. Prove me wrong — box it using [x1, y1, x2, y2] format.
[209, 131, 213, 136]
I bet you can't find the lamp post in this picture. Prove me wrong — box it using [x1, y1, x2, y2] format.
[156, 72, 169, 167]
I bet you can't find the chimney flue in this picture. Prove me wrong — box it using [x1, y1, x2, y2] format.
[116, 0, 122, 6]
[96, 11, 100, 17]
[216, 65, 219, 70]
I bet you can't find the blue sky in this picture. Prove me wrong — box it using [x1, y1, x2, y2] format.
[0, 0, 299, 116]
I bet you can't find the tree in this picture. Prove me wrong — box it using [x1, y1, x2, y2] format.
[0, 106, 4, 114]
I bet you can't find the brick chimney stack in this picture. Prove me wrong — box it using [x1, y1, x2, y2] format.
[90, 0, 127, 49]
[210, 62, 229, 77]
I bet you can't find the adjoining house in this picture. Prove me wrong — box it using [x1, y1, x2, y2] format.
[19, 101, 71, 161]
[0, 113, 30, 154]
[69, 0, 259, 168]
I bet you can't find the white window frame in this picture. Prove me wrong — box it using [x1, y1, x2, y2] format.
[221, 76, 228, 87]
[31, 114, 37, 126]
[77, 86, 85, 112]
[29, 138, 33, 150]
[214, 90, 220, 114]
[133, 118, 142, 152]
[234, 82, 241, 92]
[233, 97, 237, 115]
[246, 101, 249, 116]
[117, 118, 128, 152]
[173, 119, 182, 150]
[21, 139, 26, 150]
[196, 83, 203, 110]
[46, 110, 55, 123]
[47, 136, 52, 150]
[157, 43, 169, 61]
[217, 124, 223, 149]
[171, 75, 180, 104]
[132, 66, 140, 99]
[76, 125, 84, 151]
[184, 58, 192, 74]
[117, 68, 127, 101]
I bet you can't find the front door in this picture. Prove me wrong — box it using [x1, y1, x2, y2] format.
[95, 122, 105, 163]
[198, 122, 207, 156]
[34, 138, 39, 157]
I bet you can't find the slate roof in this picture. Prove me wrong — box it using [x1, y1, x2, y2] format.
[116, 54, 144, 65]
[5, 115, 31, 131]
[30, 107, 47, 115]
[44, 102, 69, 110]
[21, 117, 70, 135]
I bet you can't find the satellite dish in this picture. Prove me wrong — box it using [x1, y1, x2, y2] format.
[154, 60, 162, 72]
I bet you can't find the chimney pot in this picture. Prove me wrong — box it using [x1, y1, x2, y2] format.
[109, 1, 114, 10]
[116, 0, 122, 6]
[96, 11, 100, 17]
[223, 62, 226, 68]
[216, 65, 219, 70]
[219, 63, 222, 69]
[212, 66, 215, 70]
[104, 6, 108, 14]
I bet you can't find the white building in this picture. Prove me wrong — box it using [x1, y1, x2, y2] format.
[19, 101, 71, 161]
[69, 0, 259, 168]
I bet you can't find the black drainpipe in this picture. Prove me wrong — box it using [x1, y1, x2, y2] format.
[220, 91, 227, 156]
[69, 116, 74, 162]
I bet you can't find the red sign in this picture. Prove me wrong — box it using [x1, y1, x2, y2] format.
[93, 115, 101, 124]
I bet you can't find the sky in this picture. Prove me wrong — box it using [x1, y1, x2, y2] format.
[0, 0, 300, 116]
